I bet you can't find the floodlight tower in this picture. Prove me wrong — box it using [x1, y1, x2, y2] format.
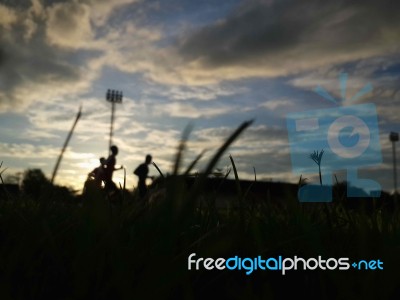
[390, 131, 399, 196]
[106, 89, 123, 154]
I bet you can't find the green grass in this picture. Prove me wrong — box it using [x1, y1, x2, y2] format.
[0, 121, 399, 300]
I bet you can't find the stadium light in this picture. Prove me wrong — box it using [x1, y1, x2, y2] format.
[106, 89, 123, 153]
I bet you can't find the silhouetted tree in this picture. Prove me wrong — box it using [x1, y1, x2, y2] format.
[21, 169, 51, 200]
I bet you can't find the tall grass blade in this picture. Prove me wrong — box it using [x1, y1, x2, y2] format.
[243, 167, 257, 199]
[0, 165, 7, 185]
[0, 162, 9, 199]
[229, 154, 246, 227]
[189, 120, 253, 201]
[229, 154, 242, 197]
[201, 120, 253, 178]
[123, 167, 126, 191]
[183, 150, 206, 176]
[173, 124, 192, 175]
[152, 162, 164, 178]
[51, 106, 82, 184]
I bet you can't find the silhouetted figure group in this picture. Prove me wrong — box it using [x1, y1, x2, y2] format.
[85, 145, 153, 199]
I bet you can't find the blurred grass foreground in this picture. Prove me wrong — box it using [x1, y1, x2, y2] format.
[0, 121, 399, 300]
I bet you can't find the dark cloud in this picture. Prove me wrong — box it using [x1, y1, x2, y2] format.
[179, 0, 400, 68]
[0, 23, 80, 108]
[0, 1, 101, 110]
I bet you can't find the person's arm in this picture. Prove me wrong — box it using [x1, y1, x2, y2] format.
[133, 165, 140, 176]
[88, 168, 97, 177]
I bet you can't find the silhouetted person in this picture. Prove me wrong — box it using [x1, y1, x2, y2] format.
[88, 157, 106, 188]
[83, 157, 106, 194]
[134, 154, 153, 198]
[104, 145, 123, 193]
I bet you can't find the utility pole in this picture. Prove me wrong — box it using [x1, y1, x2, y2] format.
[106, 89, 123, 154]
[390, 131, 399, 198]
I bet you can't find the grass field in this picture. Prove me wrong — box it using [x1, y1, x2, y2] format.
[0, 121, 399, 300]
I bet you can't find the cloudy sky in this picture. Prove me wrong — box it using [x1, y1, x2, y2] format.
[0, 0, 399, 193]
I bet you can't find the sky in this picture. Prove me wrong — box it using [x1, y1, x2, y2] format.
[0, 0, 399, 194]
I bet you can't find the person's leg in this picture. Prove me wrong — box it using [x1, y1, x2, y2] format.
[138, 182, 147, 198]
[105, 180, 118, 193]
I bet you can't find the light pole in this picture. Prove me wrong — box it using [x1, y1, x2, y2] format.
[106, 89, 123, 154]
[390, 131, 399, 197]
